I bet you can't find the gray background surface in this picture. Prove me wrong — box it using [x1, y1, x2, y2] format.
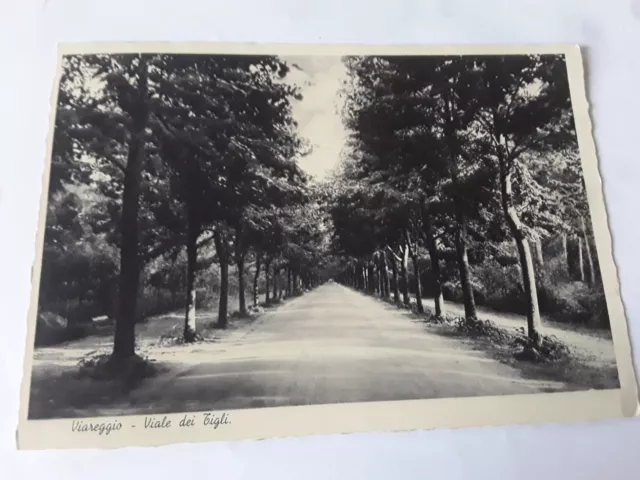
[2, 0, 640, 478]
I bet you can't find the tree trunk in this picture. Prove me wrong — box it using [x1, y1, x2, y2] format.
[253, 252, 261, 307]
[264, 259, 271, 304]
[404, 231, 424, 314]
[561, 234, 569, 275]
[367, 263, 375, 294]
[380, 251, 390, 300]
[400, 245, 410, 305]
[213, 229, 229, 328]
[444, 90, 476, 323]
[273, 264, 279, 300]
[375, 254, 382, 296]
[500, 162, 542, 345]
[363, 264, 368, 291]
[218, 259, 229, 328]
[423, 215, 444, 318]
[292, 269, 298, 294]
[452, 207, 477, 322]
[387, 250, 400, 303]
[235, 227, 247, 315]
[287, 268, 292, 296]
[581, 217, 595, 286]
[411, 254, 424, 313]
[112, 55, 149, 362]
[577, 236, 585, 282]
[183, 209, 198, 342]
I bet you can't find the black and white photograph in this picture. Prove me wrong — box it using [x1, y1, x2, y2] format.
[18, 43, 637, 449]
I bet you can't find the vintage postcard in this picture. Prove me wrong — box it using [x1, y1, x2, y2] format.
[17, 42, 638, 450]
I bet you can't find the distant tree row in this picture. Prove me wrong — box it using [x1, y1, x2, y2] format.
[328, 54, 605, 344]
[42, 54, 328, 363]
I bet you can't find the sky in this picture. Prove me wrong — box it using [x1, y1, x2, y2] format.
[281, 56, 349, 180]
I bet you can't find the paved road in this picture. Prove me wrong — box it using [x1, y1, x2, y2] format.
[130, 283, 566, 414]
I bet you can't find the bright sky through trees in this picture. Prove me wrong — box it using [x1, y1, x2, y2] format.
[281, 56, 348, 180]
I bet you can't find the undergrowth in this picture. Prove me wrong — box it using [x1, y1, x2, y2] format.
[77, 350, 164, 392]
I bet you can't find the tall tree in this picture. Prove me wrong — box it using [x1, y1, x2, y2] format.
[467, 54, 576, 344]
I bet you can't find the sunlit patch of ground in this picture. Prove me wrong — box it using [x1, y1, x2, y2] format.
[417, 297, 616, 363]
[27, 298, 284, 419]
[380, 298, 619, 391]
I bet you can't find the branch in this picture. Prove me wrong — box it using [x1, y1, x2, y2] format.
[476, 112, 501, 151]
[385, 244, 401, 262]
[403, 230, 415, 258]
[140, 236, 184, 264]
[151, 114, 180, 139]
[106, 155, 127, 173]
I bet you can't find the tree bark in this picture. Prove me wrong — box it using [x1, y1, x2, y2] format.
[213, 229, 229, 328]
[561, 234, 569, 275]
[377, 254, 384, 296]
[423, 214, 445, 318]
[367, 262, 375, 294]
[253, 252, 261, 307]
[112, 55, 149, 362]
[183, 208, 198, 342]
[375, 254, 381, 295]
[453, 201, 477, 322]
[581, 217, 595, 286]
[363, 265, 367, 291]
[273, 264, 279, 300]
[237, 254, 246, 314]
[287, 268, 292, 297]
[264, 258, 271, 304]
[400, 245, 410, 305]
[387, 250, 400, 303]
[362, 264, 368, 291]
[235, 227, 247, 315]
[292, 269, 298, 294]
[500, 161, 542, 345]
[404, 231, 424, 314]
[411, 254, 424, 313]
[577, 236, 585, 282]
[444, 89, 477, 323]
[380, 251, 390, 300]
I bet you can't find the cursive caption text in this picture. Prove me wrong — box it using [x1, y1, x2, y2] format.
[70, 412, 231, 436]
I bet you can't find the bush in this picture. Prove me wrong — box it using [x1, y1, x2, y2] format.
[157, 324, 204, 347]
[470, 253, 610, 329]
[77, 350, 162, 391]
[441, 279, 486, 306]
[453, 316, 572, 363]
[137, 287, 182, 321]
[35, 311, 88, 346]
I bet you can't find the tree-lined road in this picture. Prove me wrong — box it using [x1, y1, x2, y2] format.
[129, 284, 566, 414]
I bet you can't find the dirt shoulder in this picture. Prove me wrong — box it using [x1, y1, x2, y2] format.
[28, 294, 307, 419]
[398, 297, 619, 391]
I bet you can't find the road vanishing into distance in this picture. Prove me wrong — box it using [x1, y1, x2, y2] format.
[123, 282, 566, 414]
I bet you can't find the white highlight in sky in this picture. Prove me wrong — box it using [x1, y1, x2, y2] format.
[282, 56, 349, 180]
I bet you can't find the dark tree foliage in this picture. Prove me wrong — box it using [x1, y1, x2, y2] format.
[332, 53, 608, 341]
[40, 53, 325, 357]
